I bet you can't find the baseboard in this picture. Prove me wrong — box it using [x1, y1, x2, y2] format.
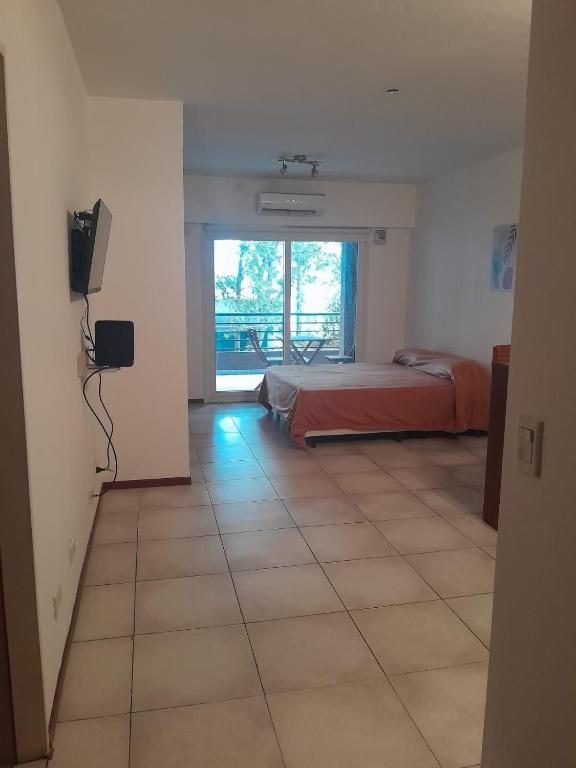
[102, 476, 191, 491]
[48, 495, 102, 750]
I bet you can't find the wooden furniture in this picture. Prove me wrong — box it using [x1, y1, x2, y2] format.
[483, 345, 511, 530]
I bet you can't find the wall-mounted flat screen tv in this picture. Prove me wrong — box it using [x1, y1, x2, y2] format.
[70, 199, 112, 295]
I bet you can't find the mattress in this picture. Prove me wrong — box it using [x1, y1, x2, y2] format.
[258, 352, 490, 445]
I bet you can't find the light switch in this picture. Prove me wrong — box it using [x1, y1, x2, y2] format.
[517, 415, 543, 477]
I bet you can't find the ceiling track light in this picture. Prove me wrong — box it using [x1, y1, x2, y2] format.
[277, 154, 322, 177]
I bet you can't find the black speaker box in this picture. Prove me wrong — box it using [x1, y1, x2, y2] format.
[94, 321, 134, 368]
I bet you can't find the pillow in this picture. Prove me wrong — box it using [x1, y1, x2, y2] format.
[393, 348, 465, 380]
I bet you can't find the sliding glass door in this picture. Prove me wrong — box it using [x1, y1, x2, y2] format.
[206, 234, 361, 400]
[213, 239, 285, 393]
[290, 241, 358, 367]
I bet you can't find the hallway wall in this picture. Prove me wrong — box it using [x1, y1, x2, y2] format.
[482, 1, 576, 765]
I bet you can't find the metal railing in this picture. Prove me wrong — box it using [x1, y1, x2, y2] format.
[215, 311, 341, 371]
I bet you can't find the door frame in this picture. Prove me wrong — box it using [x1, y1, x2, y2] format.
[0, 51, 48, 763]
[202, 227, 369, 403]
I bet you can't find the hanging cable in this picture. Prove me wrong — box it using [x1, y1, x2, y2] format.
[81, 294, 119, 494]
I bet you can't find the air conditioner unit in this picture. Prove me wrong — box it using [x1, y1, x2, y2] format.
[257, 192, 326, 216]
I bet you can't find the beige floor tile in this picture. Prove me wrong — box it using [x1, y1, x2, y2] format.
[137, 536, 227, 580]
[248, 613, 381, 694]
[132, 624, 261, 711]
[131, 697, 283, 768]
[332, 470, 404, 495]
[139, 484, 210, 510]
[268, 678, 440, 768]
[483, 544, 497, 558]
[138, 506, 218, 540]
[390, 662, 488, 768]
[448, 464, 486, 490]
[233, 564, 343, 622]
[414, 487, 484, 518]
[467, 442, 488, 460]
[350, 491, 436, 521]
[135, 573, 242, 633]
[403, 438, 462, 452]
[198, 444, 255, 463]
[74, 583, 134, 641]
[192, 432, 246, 448]
[313, 454, 381, 475]
[419, 448, 483, 467]
[222, 528, 314, 571]
[352, 601, 488, 675]
[99, 488, 140, 514]
[250, 444, 306, 459]
[284, 496, 366, 526]
[406, 548, 495, 598]
[207, 477, 278, 504]
[443, 513, 498, 547]
[306, 442, 363, 455]
[201, 459, 264, 481]
[446, 593, 494, 647]
[51, 715, 129, 768]
[270, 474, 343, 499]
[388, 467, 464, 490]
[189, 417, 238, 434]
[324, 557, 437, 610]
[259, 454, 321, 477]
[58, 638, 132, 721]
[84, 543, 136, 586]
[301, 523, 396, 562]
[374, 517, 474, 554]
[214, 499, 295, 533]
[93, 509, 138, 545]
[189, 463, 204, 482]
[359, 443, 433, 468]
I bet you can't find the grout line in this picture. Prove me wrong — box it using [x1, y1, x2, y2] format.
[127, 491, 141, 765]
[211, 490, 288, 768]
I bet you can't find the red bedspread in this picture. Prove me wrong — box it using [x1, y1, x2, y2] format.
[258, 350, 490, 446]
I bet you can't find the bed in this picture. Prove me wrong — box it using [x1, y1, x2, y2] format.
[257, 348, 490, 446]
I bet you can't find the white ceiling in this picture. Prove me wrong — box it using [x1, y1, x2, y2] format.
[58, 0, 532, 181]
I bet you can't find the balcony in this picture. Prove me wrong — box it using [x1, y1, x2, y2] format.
[215, 311, 350, 391]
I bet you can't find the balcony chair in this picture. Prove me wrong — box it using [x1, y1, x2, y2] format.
[326, 343, 356, 364]
[248, 328, 284, 367]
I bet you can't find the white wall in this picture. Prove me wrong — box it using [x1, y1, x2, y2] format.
[0, 0, 95, 731]
[406, 148, 523, 366]
[482, 1, 576, 764]
[87, 98, 190, 481]
[0, 4, 190, 742]
[184, 174, 416, 398]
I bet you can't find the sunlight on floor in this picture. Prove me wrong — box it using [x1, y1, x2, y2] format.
[216, 373, 263, 392]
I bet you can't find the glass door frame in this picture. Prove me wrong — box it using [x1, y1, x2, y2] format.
[202, 227, 369, 403]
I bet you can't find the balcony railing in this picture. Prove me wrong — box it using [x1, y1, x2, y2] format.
[215, 311, 342, 372]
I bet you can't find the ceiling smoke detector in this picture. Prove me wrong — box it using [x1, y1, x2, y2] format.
[277, 154, 322, 177]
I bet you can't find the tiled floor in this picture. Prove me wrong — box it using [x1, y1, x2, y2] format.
[49, 403, 496, 768]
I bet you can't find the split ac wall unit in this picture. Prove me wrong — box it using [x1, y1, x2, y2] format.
[257, 192, 326, 216]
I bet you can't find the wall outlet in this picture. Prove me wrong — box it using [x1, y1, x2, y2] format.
[68, 537, 76, 566]
[77, 349, 87, 379]
[52, 585, 63, 620]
